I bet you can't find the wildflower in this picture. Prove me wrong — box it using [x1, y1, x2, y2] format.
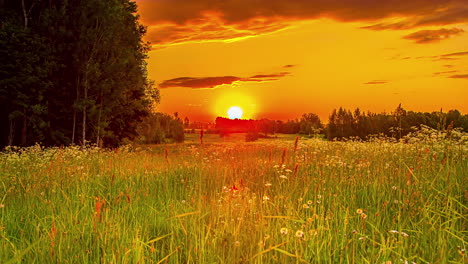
[316, 200, 321, 204]
[280, 228, 288, 235]
[295, 230, 304, 238]
[400, 232, 409, 237]
[307, 200, 313, 205]
[285, 169, 292, 173]
[356, 208, 363, 215]
[234, 241, 240, 247]
[392, 186, 397, 190]
[279, 175, 288, 180]
[302, 204, 309, 209]
[273, 165, 280, 168]
[0, 204, 4, 208]
[265, 182, 272, 187]
[262, 195, 270, 201]
[317, 194, 322, 199]
[388, 230, 399, 234]
[360, 213, 368, 220]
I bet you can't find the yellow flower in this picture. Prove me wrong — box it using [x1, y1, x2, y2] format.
[295, 230, 304, 238]
[360, 213, 368, 220]
[356, 208, 363, 215]
[280, 228, 288, 235]
[302, 204, 309, 209]
[307, 200, 313, 205]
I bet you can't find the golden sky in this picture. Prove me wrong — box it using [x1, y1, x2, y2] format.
[136, 0, 468, 122]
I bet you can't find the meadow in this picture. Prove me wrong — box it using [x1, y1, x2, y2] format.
[0, 128, 466, 263]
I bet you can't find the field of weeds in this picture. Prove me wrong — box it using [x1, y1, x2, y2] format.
[0, 128, 467, 263]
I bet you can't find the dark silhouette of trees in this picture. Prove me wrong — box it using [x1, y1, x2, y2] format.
[327, 105, 468, 140]
[137, 113, 184, 144]
[0, 0, 157, 148]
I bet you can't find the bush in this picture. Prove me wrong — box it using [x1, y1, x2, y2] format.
[245, 132, 259, 142]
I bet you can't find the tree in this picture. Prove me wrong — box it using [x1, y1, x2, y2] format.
[299, 113, 323, 136]
[0, 0, 157, 148]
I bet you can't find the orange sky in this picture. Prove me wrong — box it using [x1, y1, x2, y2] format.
[136, 0, 468, 122]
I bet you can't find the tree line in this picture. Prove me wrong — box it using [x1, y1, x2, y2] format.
[215, 113, 323, 136]
[0, 0, 158, 148]
[213, 106, 467, 141]
[327, 105, 468, 140]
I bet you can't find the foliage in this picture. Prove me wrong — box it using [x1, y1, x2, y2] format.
[245, 131, 260, 142]
[327, 105, 468, 140]
[137, 113, 185, 144]
[0, 0, 157, 148]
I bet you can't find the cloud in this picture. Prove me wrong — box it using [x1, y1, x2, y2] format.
[159, 76, 241, 89]
[283, 64, 296, 68]
[433, 70, 458, 75]
[402, 28, 464, 43]
[414, 50, 468, 61]
[449, 74, 468, 79]
[159, 72, 290, 89]
[440, 51, 468, 57]
[136, 0, 468, 46]
[364, 80, 388, 85]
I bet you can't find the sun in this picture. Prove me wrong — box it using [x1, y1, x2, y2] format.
[227, 106, 243, 119]
[213, 92, 256, 119]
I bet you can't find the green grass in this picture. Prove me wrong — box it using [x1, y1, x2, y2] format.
[0, 133, 466, 263]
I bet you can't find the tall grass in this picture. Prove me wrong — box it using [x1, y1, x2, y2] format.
[0, 128, 466, 263]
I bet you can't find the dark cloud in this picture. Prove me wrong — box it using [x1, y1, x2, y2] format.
[136, 0, 468, 46]
[449, 74, 468, 79]
[248, 72, 289, 80]
[364, 80, 388, 85]
[440, 51, 468, 57]
[402, 28, 464, 43]
[159, 76, 241, 89]
[283, 64, 296, 68]
[433, 70, 458, 75]
[414, 50, 468, 61]
[159, 72, 290, 89]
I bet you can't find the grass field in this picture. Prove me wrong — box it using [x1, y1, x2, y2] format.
[0, 130, 466, 263]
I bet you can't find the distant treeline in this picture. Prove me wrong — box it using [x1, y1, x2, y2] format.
[214, 105, 467, 140]
[215, 113, 323, 135]
[327, 105, 467, 140]
[0, 0, 157, 148]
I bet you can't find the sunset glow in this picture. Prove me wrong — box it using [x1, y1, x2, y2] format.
[137, 0, 468, 122]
